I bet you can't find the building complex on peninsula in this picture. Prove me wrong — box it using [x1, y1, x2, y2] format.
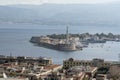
[30, 27, 82, 51]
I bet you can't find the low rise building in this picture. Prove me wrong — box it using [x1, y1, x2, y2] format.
[109, 62, 120, 79]
[64, 66, 97, 80]
[0, 56, 53, 66]
[28, 64, 62, 79]
[63, 58, 112, 69]
[38, 57, 52, 65]
[0, 78, 29, 80]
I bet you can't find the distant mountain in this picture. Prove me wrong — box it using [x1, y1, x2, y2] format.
[0, 4, 120, 26]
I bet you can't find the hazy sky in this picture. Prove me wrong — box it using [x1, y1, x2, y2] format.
[0, 0, 119, 5]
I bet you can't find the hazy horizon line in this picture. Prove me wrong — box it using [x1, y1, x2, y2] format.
[0, 2, 119, 6]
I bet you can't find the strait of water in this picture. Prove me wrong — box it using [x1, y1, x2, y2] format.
[0, 24, 120, 64]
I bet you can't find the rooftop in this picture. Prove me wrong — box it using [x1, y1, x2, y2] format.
[44, 64, 61, 70]
[0, 78, 28, 80]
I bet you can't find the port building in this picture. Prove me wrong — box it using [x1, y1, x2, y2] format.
[63, 58, 112, 69]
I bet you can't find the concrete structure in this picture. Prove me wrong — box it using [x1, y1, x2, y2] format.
[64, 66, 97, 80]
[63, 58, 112, 69]
[28, 64, 62, 79]
[42, 65, 97, 80]
[109, 63, 120, 78]
[0, 56, 52, 66]
[38, 57, 52, 65]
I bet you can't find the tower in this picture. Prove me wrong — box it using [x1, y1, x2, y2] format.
[66, 26, 69, 44]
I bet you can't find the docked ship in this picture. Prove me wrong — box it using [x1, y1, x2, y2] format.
[30, 27, 82, 51]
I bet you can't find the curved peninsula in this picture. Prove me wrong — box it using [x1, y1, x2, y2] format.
[30, 27, 82, 51]
[30, 27, 120, 51]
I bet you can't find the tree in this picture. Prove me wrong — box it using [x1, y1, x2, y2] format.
[108, 33, 114, 38]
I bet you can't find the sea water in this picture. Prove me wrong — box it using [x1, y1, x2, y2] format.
[0, 24, 120, 64]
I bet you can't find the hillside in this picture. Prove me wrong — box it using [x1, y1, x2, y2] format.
[0, 4, 120, 26]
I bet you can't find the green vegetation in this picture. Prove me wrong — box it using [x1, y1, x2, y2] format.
[97, 67, 109, 74]
[94, 67, 109, 78]
[47, 33, 120, 40]
[47, 34, 66, 39]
